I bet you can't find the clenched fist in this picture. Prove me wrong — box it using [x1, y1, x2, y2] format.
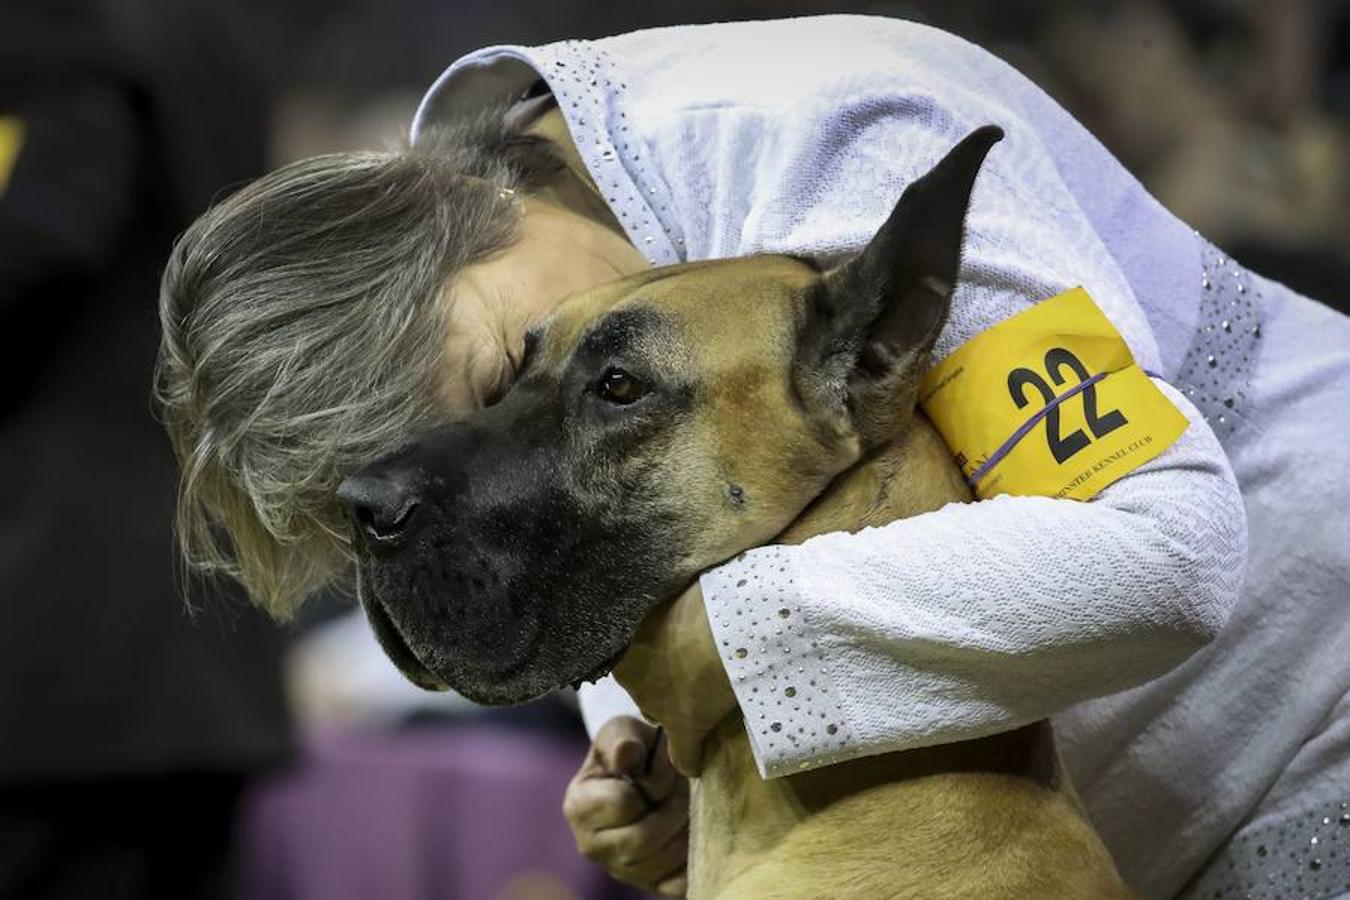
[563, 716, 690, 896]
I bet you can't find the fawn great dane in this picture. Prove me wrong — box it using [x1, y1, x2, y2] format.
[338, 126, 1133, 898]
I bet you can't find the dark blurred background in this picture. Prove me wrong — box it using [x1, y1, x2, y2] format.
[0, 2, 1345, 900]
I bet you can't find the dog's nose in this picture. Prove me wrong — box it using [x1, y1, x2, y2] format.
[337, 469, 422, 550]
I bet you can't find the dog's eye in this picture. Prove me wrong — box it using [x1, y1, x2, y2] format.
[595, 367, 649, 405]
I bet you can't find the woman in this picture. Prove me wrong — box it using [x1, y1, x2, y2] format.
[157, 16, 1350, 899]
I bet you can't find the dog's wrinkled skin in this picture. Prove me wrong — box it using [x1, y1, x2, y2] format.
[342, 127, 1134, 897]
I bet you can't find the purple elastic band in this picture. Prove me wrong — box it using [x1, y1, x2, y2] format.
[966, 369, 1163, 488]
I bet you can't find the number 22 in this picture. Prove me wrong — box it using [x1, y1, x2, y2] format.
[1006, 348, 1127, 464]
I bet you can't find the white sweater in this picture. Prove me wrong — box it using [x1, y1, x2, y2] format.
[413, 17, 1350, 898]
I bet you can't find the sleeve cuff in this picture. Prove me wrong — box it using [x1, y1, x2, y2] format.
[699, 544, 858, 778]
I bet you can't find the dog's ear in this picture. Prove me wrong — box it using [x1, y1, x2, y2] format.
[795, 125, 1002, 448]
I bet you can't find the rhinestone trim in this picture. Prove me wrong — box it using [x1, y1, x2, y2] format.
[1182, 800, 1350, 899]
[1174, 239, 1267, 445]
[533, 40, 684, 267]
[701, 545, 858, 776]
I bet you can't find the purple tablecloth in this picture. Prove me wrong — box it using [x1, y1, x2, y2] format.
[239, 723, 655, 900]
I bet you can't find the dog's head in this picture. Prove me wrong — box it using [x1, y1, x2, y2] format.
[338, 127, 1001, 704]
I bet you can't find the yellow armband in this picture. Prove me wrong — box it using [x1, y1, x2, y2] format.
[918, 287, 1189, 501]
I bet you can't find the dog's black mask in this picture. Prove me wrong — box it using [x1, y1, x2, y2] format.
[341, 334, 693, 706]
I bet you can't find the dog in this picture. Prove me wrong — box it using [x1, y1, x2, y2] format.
[338, 126, 1134, 898]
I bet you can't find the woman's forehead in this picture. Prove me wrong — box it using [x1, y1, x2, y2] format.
[435, 197, 653, 414]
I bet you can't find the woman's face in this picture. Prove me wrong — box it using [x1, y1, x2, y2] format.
[439, 198, 649, 415]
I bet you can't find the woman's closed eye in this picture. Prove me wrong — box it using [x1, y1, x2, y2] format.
[483, 330, 541, 406]
[480, 351, 516, 407]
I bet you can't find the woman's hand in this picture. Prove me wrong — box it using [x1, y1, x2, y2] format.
[614, 582, 737, 776]
[562, 716, 689, 896]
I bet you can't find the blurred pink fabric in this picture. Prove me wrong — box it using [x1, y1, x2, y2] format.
[239, 723, 652, 900]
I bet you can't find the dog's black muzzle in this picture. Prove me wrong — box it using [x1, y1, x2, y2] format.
[336, 407, 680, 707]
[338, 422, 541, 703]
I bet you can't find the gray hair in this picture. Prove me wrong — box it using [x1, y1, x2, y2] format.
[156, 106, 562, 618]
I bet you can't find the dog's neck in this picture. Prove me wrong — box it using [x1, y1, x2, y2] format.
[684, 414, 1059, 897]
[775, 409, 973, 546]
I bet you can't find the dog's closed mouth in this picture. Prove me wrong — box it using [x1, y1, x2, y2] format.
[361, 594, 449, 692]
